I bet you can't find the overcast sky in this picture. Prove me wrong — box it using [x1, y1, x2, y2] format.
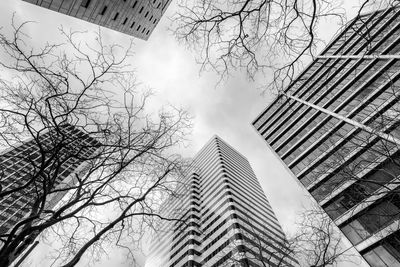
[1, 0, 374, 266]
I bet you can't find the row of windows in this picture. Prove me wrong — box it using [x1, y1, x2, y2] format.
[217, 140, 250, 166]
[202, 214, 237, 241]
[254, 6, 400, 137]
[0, 159, 81, 195]
[362, 230, 400, 267]
[286, 61, 400, 177]
[85, 0, 159, 36]
[1, 140, 93, 177]
[323, 154, 400, 221]
[299, 107, 397, 190]
[236, 214, 285, 245]
[348, 8, 400, 55]
[240, 232, 297, 266]
[198, 164, 264, 204]
[201, 198, 283, 245]
[340, 192, 400, 246]
[201, 224, 238, 253]
[200, 170, 267, 209]
[272, 57, 366, 151]
[284, 115, 340, 168]
[169, 238, 200, 261]
[266, 59, 342, 142]
[170, 248, 201, 267]
[170, 230, 200, 253]
[269, 60, 352, 148]
[192, 138, 220, 167]
[256, 7, 400, 142]
[302, 83, 400, 192]
[1, 126, 96, 162]
[277, 57, 396, 164]
[200, 179, 276, 227]
[201, 233, 242, 264]
[203, 196, 284, 238]
[310, 137, 396, 203]
[324, 6, 398, 58]
[202, 202, 236, 233]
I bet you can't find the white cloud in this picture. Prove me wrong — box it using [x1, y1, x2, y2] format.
[3, 0, 370, 266]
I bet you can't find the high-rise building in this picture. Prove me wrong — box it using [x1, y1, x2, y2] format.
[146, 136, 297, 267]
[22, 0, 172, 40]
[253, 6, 400, 267]
[0, 124, 100, 235]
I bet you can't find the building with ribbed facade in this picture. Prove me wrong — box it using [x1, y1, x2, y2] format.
[253, 6, 400, 267]
[0, 124, 100, 236]
[22, 0, 171, 40]
[145, 136, 297, 267]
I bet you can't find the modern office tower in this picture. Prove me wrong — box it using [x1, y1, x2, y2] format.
[22, 0, 171, 40]
[0, 124, 100, 235]
[252, 6, 400, 267]
[146, 136, 297, 267]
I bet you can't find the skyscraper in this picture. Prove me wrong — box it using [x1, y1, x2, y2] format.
[253, 6, 400, 266]
[146, 136, 297, 267]
[0, 124, 100, 236]
[22, 0, 171, 40]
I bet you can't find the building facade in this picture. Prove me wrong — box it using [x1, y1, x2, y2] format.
[253, 6, 400, 267]
[22, 0, 171, 40]
[0, 124, 100, 236]
[146, 136, 297, 267]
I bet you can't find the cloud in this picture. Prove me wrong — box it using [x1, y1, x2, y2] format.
[3, 1, 369, 266]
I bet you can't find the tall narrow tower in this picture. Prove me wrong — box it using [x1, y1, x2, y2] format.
[146, 136, 297, 267]
[253, 6, 400, 267]
[22, 0, 172, 40]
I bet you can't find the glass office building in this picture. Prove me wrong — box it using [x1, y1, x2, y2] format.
[146, 136, 297, 267]
[0, 124, 100, 235]
[253, 6, 400, 267]
[23, 0, 171, 40]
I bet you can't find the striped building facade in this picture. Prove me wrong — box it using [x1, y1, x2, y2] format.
[22, 0, 171, 40]
[253, 6, 400, 267]
[146, 136, 296, 267]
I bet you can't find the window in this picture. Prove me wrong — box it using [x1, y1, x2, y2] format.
[324, 158, 400, 220]
[153, 18, 157, 24]
[139, 6, 144, 13]
[100, 6, 107, 15]
[137, 25, 141, 31]
[132, 1, 137, 9]
[341, 194, 400, 245]
[113, 12, 119, 20]
[122, 17, 128, 25]
[144, 11, 149, 18]
[81, 0, 91, 8]
[363, 232, 400, 267]
[130, 21, 135, 28]
[162, 0, 169, 10]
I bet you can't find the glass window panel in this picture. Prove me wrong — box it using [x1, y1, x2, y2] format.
[364, 249, 390, 267]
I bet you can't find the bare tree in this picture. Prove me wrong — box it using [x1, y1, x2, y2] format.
[0, 18, 191, 267]
[209, 204, 359, 267]
[290, 205, 360, 267]
[173, 0, 398, 91]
